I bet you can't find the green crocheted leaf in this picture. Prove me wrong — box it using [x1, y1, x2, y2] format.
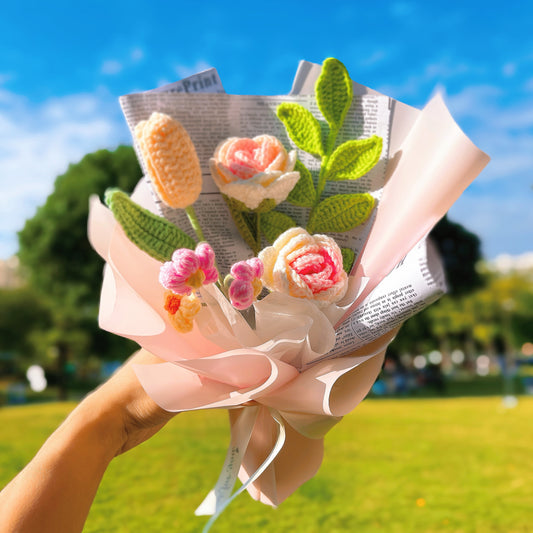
[105, 189, 196, 261]
[307, 193, 375, 233]
[224, 196, 277, 214]
[261, 210, 297, 244]
[286, 160, 316, 207]
[223, 195, 258, 252]
[341, 247, 356, 274]
[315, 58, 353, 133]
[276, 103, 324, 156]
[325, 136, 383, 181]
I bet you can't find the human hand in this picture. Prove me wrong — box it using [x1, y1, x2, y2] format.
[80, 349, 177, 456]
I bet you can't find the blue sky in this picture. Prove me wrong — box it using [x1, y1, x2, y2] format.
[1, 0, 531, 260]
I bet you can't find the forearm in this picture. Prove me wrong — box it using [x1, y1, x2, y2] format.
[0, 394, 124, 533]
[0, 350, 173, 532]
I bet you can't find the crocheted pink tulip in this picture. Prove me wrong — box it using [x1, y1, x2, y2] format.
[159, 242, 218, 295]
[228, 258, 264, 310]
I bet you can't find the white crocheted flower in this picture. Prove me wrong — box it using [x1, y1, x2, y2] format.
[210, 135, 299, 210]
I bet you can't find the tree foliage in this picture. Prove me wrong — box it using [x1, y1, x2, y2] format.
[393, 263, 533, 357]
[430, 215, 484, 295]
[18, 146, 142, 310]
[17, 147, 142, 394]
[390, 215, 484, 355]
[0, 287, 52, 356]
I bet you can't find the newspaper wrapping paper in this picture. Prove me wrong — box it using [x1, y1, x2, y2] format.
[88, 70, 490, 516]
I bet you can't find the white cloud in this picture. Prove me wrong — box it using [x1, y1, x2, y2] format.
[448, 192, 533, 259]
[101, 47, 144, 76]
[131, 47, 144, 62]
[0, 88, 130, 259]
[101, 59, 123, 75]
[524, 78, 533, 91]
[445, 84, 501, 118]
[377, 57, 533, 259]
[445, 85, 533, 181]
[502, 62, 517, 77]
[359, 50, 387, 67]
[441, 82, 533, 258]
[156, 78, 171, 89]
[0, 72, 14, 85]
[174, 60, 212, 79]
[376, 60, 479, 100]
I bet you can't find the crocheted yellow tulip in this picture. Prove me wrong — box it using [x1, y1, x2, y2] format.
[135, 112, 202, 209]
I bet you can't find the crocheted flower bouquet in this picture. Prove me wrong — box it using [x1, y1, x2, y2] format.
[88, 58, 489, 529]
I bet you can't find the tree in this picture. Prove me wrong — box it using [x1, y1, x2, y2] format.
[389, 215, 484, 357]
[18, 146, 142, 398]
[429, 215, 484, 295]
[0, 287, 52, 377]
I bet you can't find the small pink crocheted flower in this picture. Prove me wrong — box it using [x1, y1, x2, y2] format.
[228, 258, 264, 310]
[209, 135, 299, 210]
[259, 227, 347, 307]
[159, 242, 218, 295]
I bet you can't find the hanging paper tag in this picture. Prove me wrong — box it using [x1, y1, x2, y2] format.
[195, 406, 259, 516]
[197, 408, 287, 532]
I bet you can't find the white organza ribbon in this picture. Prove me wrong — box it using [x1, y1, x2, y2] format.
[197, 408, 286, 532]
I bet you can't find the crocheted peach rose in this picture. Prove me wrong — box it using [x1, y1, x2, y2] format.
[210, 135, 299, 210]
[259, 227, 348, 307]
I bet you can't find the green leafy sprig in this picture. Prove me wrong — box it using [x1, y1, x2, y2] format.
[274, 57, 382, 237]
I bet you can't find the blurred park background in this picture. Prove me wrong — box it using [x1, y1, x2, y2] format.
[1, 1, 532, 531]
[1, 146, 532, 403]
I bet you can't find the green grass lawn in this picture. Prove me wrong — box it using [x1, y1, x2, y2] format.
[1, 397, 532, 532]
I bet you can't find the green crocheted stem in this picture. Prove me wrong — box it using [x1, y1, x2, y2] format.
[185, 205, 205, 242]
[105, 189, 196, 262]
[186, 206, 224, 287]
[315, 154, 331, 204]
[277, 103, 324, 157]
[307, 193, 375, 234]
[255, 212, 261, 249]
[223, 195, 260, 254]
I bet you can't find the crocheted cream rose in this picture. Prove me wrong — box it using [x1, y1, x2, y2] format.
[210, 135, 299, 210]
[259, 227, 348, 307]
